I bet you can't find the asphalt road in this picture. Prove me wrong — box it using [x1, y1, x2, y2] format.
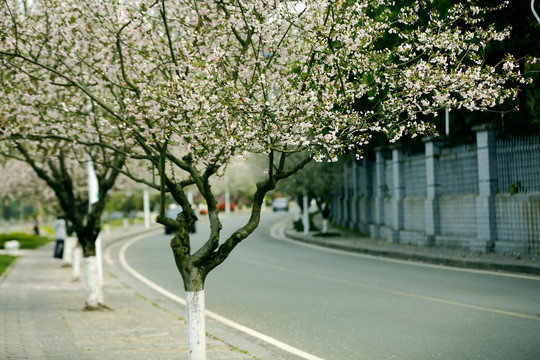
[124, 212, 540, 360]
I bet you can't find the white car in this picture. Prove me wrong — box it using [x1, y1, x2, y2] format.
[272, 197, 289, 212]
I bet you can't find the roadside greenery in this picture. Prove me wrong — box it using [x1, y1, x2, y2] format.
[104, 217, 145, 230]
[293, 212, 320, 233]
[0, 254, 16, 276]
[0, 232, 52, 249]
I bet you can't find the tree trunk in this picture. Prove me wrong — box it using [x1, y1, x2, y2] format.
[82, 256, 104, 309]
[302, 194, 309, 234]
[186, 290, 206, 360]
[72, 242, 82, 281]
[62, 236, 77, 267]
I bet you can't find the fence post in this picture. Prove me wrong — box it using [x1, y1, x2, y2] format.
[335, 186, 344, 226]
[349, 161, 359, 229]
[330, 190, 337, 223]
[340, 165, 349, 227]
[473, 124, 498, 252]
[391, 145, 405, 243]
[358, 159, 372, 235]
[423, 136, 443, 247]
[369, 148, 386, 239]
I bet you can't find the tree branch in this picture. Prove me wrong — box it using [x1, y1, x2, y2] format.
[116, 21, 140, 97]
[160, 0, 181, 78]
[0, 51, 127, 123]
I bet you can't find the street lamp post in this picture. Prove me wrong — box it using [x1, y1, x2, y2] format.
[532, 0, 540, 24]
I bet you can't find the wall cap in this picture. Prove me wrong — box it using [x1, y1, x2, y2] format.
[472, 123, 497, 132]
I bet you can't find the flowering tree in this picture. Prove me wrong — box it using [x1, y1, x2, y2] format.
[0, 157, 54, 205]
[0, 58, 127, 309]
[276, 154, 344, 231]
[0, 157, 57, 229]
[1, 0, 534, 358]
[0, 136, 126, 309]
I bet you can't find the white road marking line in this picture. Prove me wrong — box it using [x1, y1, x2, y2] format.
[232, 253, 540, 321]
[115, 232, 326, 360]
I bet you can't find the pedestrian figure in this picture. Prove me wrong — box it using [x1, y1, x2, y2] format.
[53, 215, 67, 259]
[33, 216, 40, 235]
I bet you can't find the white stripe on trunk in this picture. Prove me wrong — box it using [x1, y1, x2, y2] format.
[95, 234, 103, 286]
[302, 194, 309, 234]
[72, 243, 82, 281]
[62, 236, 77, 266]
[83, 256, 104, 307]
[186, 290, 206, 360]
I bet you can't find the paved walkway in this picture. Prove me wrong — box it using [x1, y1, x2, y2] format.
[0, 226, 263, 360]
[2, 217, 539, 360]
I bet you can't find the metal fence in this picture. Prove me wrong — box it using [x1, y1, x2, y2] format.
[331, 129, 540, 254]
[439, 144, 478, 196]
[497, 136, 540, 194]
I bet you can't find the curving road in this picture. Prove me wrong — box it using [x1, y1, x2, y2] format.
[123, 212, 540, 360]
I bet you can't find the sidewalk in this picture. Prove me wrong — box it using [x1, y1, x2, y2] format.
[284, 214, 540, 276]
[0, 226, 261, 360]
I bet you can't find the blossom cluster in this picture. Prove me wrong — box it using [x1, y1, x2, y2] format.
[0, 0, 531, 174]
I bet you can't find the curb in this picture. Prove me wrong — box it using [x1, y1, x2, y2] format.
[284, 229, 540, 276]
[101, 224, 162, 248]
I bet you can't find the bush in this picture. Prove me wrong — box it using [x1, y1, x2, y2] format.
[0, 232, 52, 249]
[293, 213, 319, 232]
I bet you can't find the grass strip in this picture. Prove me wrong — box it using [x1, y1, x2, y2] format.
[0, 254, 17, 276]
[0, 232, 52, 249]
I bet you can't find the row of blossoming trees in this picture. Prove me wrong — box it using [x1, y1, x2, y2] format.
[0, 0, 535, 358]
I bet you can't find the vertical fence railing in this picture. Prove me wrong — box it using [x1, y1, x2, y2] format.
[497, 136, 540, 194]
[403, 154, 426, 234]
[439, 144, 478, 196]
[495, 136, 540, 253]
[331, 133, 540, 253]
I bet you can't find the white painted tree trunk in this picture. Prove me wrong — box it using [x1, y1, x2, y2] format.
[322, 219, 328, 234]
[72, 243, 82, 281]
[186, 290, 206, 360]
[62, 236, 77, 266]
[302, 195, 309, 235]
[143, 186, 150, 228]
[294, 207, 301, 221]
[83, 256, 104, 307]
[95, 235, 103, 286]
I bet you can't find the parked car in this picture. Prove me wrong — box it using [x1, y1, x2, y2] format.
[164, 206, 196, 234]
[272, 197, 289, 212]
[198, 204, 208, 215]
[217, 202, 236, 212]
[108, 211, 124, 220]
